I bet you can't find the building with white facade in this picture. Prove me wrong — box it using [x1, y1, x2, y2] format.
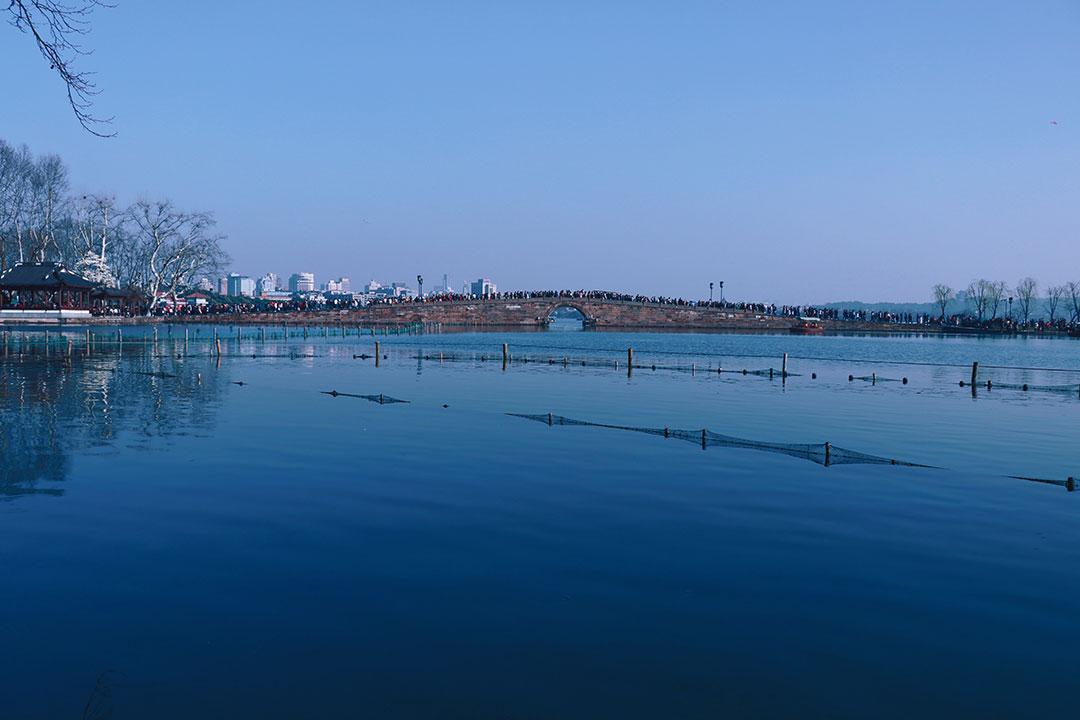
[227, 274, 256, 297]
[289, 272, 316, 293]
[470, 278, 497, 297]
[257, 272, 279, 296]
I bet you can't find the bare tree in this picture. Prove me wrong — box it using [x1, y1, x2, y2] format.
[73, 193, 117, 258]
[0, 140, 35, 269]
[128, 200, 228, 312]
[1068, 282, 1080, 324]
[1014, 277, 1037, 325]
[23, 152, 70, 262]
[1045, 284, 1066, 323]
[987, 280, 1009, 321]
[966, 280, 991, 321]
[932, 284, 954, 319]
[6, 0, 115, 136]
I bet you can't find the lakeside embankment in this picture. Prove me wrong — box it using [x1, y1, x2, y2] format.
[4, 311, 1074, 338]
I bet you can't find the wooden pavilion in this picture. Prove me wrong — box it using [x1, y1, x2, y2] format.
[0, 262, 97, 312]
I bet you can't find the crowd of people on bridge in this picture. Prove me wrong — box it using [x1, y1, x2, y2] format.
[141, 287, 1079, 333]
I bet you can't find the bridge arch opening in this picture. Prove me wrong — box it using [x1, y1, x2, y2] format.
[546, 304, 588, 331]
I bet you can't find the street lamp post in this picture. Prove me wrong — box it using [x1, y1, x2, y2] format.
[709, 282, 714, 302]
[719, 281, 724, 303]
[417, 275, 424, 298]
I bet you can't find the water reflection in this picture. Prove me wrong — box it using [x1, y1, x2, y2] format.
[0, 341, 228, 500]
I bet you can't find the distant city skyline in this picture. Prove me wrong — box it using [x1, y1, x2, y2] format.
[3, 2, 1077, 304]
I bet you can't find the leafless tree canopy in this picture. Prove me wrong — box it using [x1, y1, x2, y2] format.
[1013, 277, 1038, 324]
[1068, 282, 1080, 324]
[1, 137, 229, 311]
[931, 284, 953, 319]
[1044, 284, 1066, 323]
[966, 280, 992, 321]
[6, 0, 114, 136]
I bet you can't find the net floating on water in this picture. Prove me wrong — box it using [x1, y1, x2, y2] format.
[508, 413, 928, 468]
[321, 391, 409, 404]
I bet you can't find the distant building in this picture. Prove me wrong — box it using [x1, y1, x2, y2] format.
[217, 277, 228, 295]
[289, 272, 315, 293]
[390, 282, 412, 298]
[470, 278, 497, 297]
[325, 277, 350, 293]
[432, 273, 453, 294]
[227, 273, 255, 297]
[365, 280, 382, 293]
[257, 272, 279, 296]
[182, 291, 211, 307]
[196, 277, 213, 292]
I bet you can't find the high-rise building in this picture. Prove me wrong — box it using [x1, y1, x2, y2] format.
[256, 272, 279, 296]
[325, 277, 351, 293]
[289, 272, 315, 293]
[227, 273, 255, 297]
[217, 276, 228, 295]
[470, 278, 497, 297]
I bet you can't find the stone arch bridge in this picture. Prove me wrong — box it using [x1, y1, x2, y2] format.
[340, 297, 797, 331]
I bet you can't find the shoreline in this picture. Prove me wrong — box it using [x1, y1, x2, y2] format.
[0, 313, 1074, 339]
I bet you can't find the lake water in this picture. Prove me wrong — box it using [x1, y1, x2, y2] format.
[2, 324, 1078, 718]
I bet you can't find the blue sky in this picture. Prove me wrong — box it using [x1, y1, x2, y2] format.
[2, 1, 1078, 303]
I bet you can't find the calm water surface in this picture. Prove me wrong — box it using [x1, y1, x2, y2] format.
[2, 325, 1078, 718]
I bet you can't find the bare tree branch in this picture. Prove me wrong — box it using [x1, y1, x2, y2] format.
[6, 0, 115, 136]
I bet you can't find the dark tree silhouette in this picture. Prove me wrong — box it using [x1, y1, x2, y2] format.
[6, 0, 114, 136]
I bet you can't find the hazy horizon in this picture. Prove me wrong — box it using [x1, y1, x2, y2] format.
[2, 1, 1077, 305]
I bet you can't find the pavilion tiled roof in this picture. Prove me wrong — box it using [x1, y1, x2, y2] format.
[0, 262, 98, 289]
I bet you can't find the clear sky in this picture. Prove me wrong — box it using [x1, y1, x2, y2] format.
[2, 1, 1077, 303]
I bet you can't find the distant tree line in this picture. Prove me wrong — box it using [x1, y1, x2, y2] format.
[932, 278, 1080, 326]
[0, 138, 228, 312]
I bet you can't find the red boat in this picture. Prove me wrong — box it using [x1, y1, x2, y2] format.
[790, 317, 825, 334]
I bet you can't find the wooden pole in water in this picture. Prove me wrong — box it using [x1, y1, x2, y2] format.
[970, 361, 979, 386]
[375, 341, 380, 367]
[44, 329, 49, 357]
[215, 337, 222, 356]
[782, 353, 788, 378]
[824, 442, 831, 466]
[502, 343, 509, 363]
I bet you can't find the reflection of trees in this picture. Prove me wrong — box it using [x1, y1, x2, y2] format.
[0, 339, 228, 500]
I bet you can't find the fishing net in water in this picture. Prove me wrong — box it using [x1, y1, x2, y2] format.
[321, 391, 409, 404]
[413, 353, 795, 377]
[508, 413, 928, 468]
[975, 381, 1080, 395]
